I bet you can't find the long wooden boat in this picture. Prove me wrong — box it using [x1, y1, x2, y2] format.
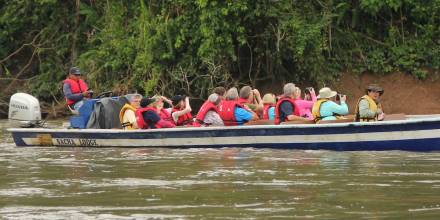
[7, 115, 440, 151]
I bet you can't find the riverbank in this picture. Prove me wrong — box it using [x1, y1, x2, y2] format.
[332, 72, 440, 115]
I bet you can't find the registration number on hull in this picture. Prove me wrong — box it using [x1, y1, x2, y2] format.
[54, 138, 98, 147]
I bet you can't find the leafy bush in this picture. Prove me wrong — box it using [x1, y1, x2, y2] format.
[0, 0, 438, 102]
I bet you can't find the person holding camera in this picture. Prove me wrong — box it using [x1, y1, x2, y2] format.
[219, 87, 258, 126]
[312, 87, 349, 122]
[294, 87, 317, 120]
[238, 86, 264, 116]
[62, 67, 92, 111]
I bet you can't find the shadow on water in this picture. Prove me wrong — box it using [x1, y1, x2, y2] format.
[1, 120, 440, 219]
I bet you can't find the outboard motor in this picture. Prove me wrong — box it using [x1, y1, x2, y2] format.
[8, 93, 42, 128]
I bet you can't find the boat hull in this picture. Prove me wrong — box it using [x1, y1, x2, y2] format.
[8, 118, 440, 151]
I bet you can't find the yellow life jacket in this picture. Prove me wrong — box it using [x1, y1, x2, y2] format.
[355, 95, 378, 122]
[312, 99, 329, 122]
[119, 103, 138, 130]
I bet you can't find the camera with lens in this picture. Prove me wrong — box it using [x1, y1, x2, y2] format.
[304, 87, 313, 95]
[336, 93, 345, 101]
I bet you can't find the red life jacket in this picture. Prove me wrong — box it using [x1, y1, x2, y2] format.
[262, 104, 275, 120]
[238, 98, 249, 104]
[172, 108, 195, 126]
[158, 108, 173, 122]
[195, 101, 219, 124]
[218, 100, 244, 126]
[63, 78, 88, 106]
[135, 107, 162, 129]
[274, 97, 300, 124]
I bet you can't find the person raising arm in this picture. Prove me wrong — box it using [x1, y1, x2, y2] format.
[312, 87, 349, 122]
[219, 87, 258, 126]
[171, 95, 196, 126]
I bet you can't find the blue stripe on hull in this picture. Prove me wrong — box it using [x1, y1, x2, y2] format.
[12, 135, 26, 147]
[14, 137, 440, 151]
[10, 118, 440, 151]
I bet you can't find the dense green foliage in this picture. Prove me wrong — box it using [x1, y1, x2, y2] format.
[0, 0, 439, 102]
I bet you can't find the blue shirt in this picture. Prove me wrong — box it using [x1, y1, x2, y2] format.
[142, 111, 161, 128]
[268, 107, 275, 120]
[279, 101, 295, 122]
[234, 107, 253, 125]
[320, 101, 349, 120]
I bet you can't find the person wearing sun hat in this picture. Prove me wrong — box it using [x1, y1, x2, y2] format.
[261, 93, 276, 120]
[355, 84, 385, 122]
[312, 87, 349, 122]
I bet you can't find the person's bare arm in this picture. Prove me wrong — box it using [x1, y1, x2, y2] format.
[310, 88, 317, 102]
[253, 89, 264, 112]
[171, 97, 192, 120]
[251, 112, 259, 121]
[287, 115, 309, 121]
[161, 96, 173, 106]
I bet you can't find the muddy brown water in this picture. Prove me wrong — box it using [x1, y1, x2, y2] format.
[1, 120, 440, 219]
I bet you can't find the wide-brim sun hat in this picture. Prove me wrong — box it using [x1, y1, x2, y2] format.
[262, 93, 276, 104]
[317, 87, 337, 99]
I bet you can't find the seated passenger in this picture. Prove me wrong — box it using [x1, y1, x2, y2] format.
[212, 86, 227, 99]
[119, 94, 142, 130]
[355, 84, 385, 122]
[154, 95, 174, 123]
[275, 83, 309, 124]
[196, 93, 224, 126]
[261, 93, 276, 120]
[171, 95, 197, 126]
[312, 87, 349, 122]
[219, 87, 258, 126]
[63, 67, 91, 111]
[294, 87, 317, 120]
[136, 97, 175, 129]
[239, 86, 263, 115]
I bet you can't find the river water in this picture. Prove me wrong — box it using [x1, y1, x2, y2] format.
[1, 120, 440, 219]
